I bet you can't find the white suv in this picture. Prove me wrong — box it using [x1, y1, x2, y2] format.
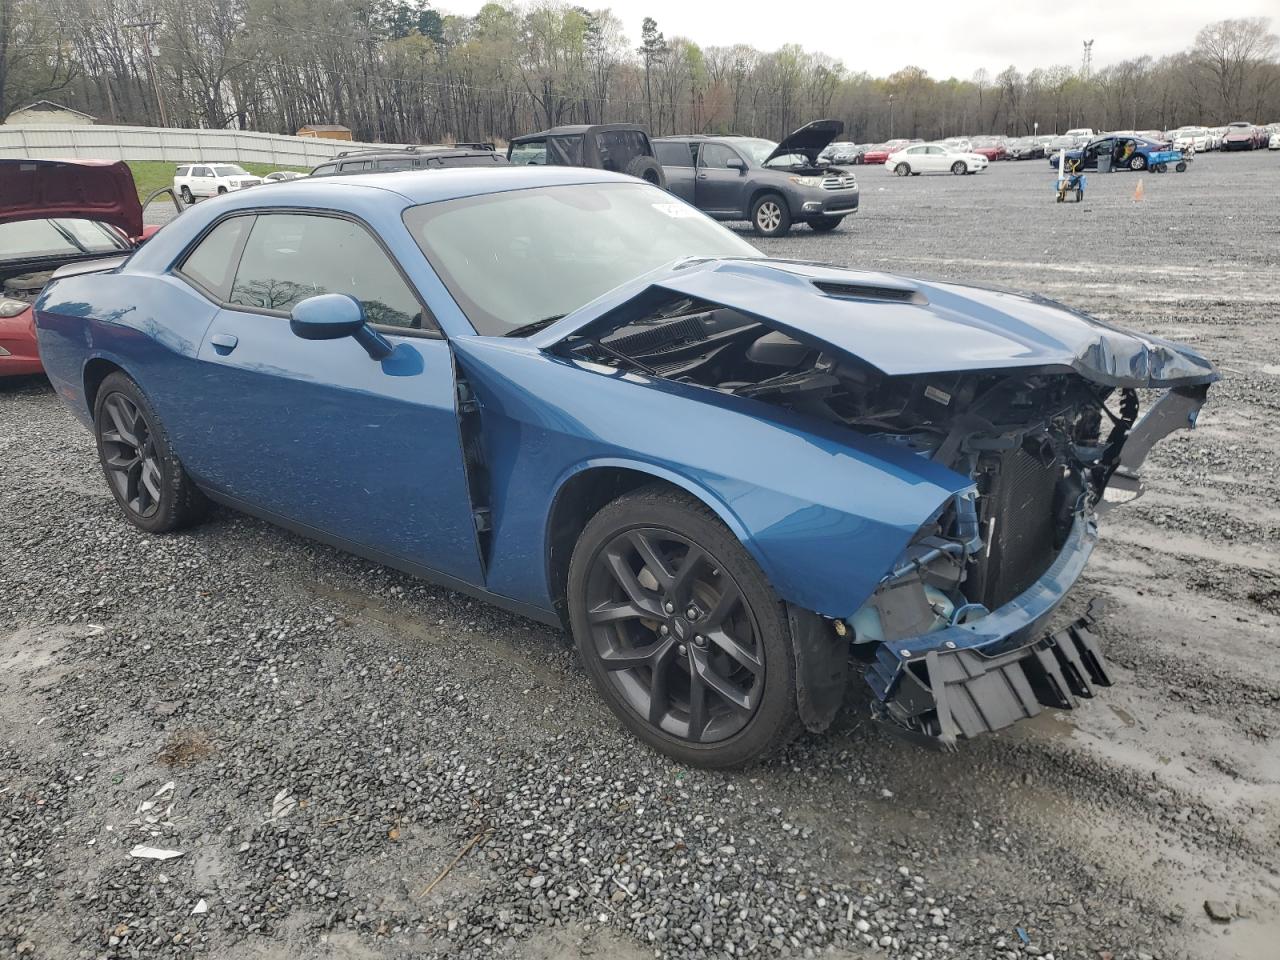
[173, 163, 262, 204]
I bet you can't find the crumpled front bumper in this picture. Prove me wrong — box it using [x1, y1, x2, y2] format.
[866, 514, 1109, 746]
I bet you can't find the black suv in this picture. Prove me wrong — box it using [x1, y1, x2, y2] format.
[310, 145, 507, 177]
[506, 124, 666, 188]
[654, 120, 859, 237]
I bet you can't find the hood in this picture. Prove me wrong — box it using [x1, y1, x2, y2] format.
[763, 119, 844, 166]
[0, 159, 144, 239]
[548, 258, 1218, 389]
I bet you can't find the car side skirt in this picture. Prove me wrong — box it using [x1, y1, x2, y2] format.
[202, 488, 563, 629]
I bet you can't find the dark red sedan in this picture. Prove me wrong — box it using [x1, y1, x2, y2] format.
[1, 160, 152, 378]
[970, 137, 1008, 161]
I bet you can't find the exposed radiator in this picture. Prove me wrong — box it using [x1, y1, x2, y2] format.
[968, 447, 1060, 609]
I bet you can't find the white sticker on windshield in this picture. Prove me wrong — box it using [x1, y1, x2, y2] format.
[652, 202, 700, 219]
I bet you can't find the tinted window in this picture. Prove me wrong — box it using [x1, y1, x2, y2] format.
[179, 216, 252, 299]
[377, 157, 417, 171]
[339, 160, 372, 172]
[699, 144, 739, 168]
[0, 218, 129, 261]
[546, 135, 584, 165]
[213, 166, 248, 177]
[192, 167, 211, 177]
[654, 141, 694, 166]
[175, 166, 190, 177]
[596, 130, 648, 172]
[311, 163, 337, 177]
[228, 214, 423, 329]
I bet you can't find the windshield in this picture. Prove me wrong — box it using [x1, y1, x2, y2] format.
[0, 218, 128, 261]
[732, 138, 806, 167]
[403, 182, 759, 337]
[213, 165, 249, 177]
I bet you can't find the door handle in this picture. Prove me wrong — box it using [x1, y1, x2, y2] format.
[696, 173, 708, 180]
[210, 333, 238, 355]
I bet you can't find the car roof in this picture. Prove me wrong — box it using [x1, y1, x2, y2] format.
[509, 123, 649, 144]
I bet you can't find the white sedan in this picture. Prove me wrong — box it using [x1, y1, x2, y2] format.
[1171, 128, 1212, 153]
[885, 143, 989, 176]
[1270, 131, 1280, 150]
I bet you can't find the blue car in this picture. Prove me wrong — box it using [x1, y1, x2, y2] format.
[33, 168, 1217, 767]
[1049, 134, 1175, 172]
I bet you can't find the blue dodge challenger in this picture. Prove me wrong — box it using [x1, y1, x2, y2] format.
[33, 167, 1217, 767]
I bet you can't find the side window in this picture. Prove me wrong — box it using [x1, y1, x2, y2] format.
[596, 130, 648, 171]
[377, 157, 417, 171]
[178, 216, 253, 301]
[175, 166, 190, 177]
[339, 160, 372, 173]
[654, 141, 693, 166]
[698, 144, 739, 169]
[228, 214, 425, 330]
[311, 163, 336, 177]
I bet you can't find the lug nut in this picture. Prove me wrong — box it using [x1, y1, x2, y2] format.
[663, 601, 675, 614]
[693, 635, 707, 648]
[658, 624, 669, 636]
[686, 606, 699, 620]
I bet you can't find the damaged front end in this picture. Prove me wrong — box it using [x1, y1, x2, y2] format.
[548, 259, 1216, 745]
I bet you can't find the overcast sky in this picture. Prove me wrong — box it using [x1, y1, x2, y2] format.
[438, 1, 1276, 78]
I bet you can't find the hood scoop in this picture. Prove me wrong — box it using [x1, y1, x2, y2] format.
[813, 280, 927, 305]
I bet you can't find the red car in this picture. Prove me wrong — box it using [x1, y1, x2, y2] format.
[970, 138, 1008, 161]
[860, 140, 904, 165]
[1, 159, 152, 378]
[1221, 121, 1266, 150]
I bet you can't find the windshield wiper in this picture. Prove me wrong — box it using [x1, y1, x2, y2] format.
[504, 314, 565, 338]
[48, 220, 91, 254]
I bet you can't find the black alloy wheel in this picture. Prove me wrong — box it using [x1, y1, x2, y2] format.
[93, 372, 209, 533]
[568, 486, 800, 768]
[99, 392, 162, 519]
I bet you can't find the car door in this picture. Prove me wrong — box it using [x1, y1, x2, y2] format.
[1082, 139, 1112, 170]
[920, 145, 946, 172]
[654, 141, 696, 202]
[193, 166, 218, 196]
[695, 143, 747, 216]
[177, 210, 484, 585]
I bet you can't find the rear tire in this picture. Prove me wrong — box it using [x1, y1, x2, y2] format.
[750, 194, 791, 237]
[93, 372, 209, 534]
[623, 155, 667, 189]
[179, 186, 193, 204]
[567, 485, 801, 768]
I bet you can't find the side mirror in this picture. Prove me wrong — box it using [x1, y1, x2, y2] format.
[726, 158, 747, 172]
[290, 293, 393, 361]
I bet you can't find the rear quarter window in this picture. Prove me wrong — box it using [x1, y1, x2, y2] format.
[175, 166, 190, 177]
[654, 142, 694, 167]
[178, 216, 253, 301]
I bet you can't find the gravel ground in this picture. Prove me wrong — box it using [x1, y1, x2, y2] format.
[4, 151, 1279, 960]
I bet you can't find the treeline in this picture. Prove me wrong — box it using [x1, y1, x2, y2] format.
[3, 1, 1278, 144]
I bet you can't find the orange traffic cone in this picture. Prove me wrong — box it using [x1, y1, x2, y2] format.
[1133, 178, 1145, 202]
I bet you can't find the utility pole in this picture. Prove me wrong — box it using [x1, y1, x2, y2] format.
[888, 94, 895, 139]
[126, 20, 169, 127]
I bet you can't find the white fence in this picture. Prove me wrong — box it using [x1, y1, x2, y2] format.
[0, 124, 393, 167]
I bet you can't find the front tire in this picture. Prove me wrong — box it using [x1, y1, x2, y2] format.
[93, 372, 209, 534]
[894, 163, 910, 177]
[750, 194, 791, 237]
[806, 215, 842, 232]
[217, 186, 228, 195]
[567, 485, 800, 768]
[951, 161, 967, 175]
[1129, 154, 1146, 171]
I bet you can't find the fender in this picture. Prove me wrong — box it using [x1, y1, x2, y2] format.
[451, 336, 971, 619]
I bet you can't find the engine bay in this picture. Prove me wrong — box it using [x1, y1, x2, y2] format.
[559, 296, 1142, 641]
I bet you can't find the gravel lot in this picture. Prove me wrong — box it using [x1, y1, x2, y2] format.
[4, 151, 1279, 960]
